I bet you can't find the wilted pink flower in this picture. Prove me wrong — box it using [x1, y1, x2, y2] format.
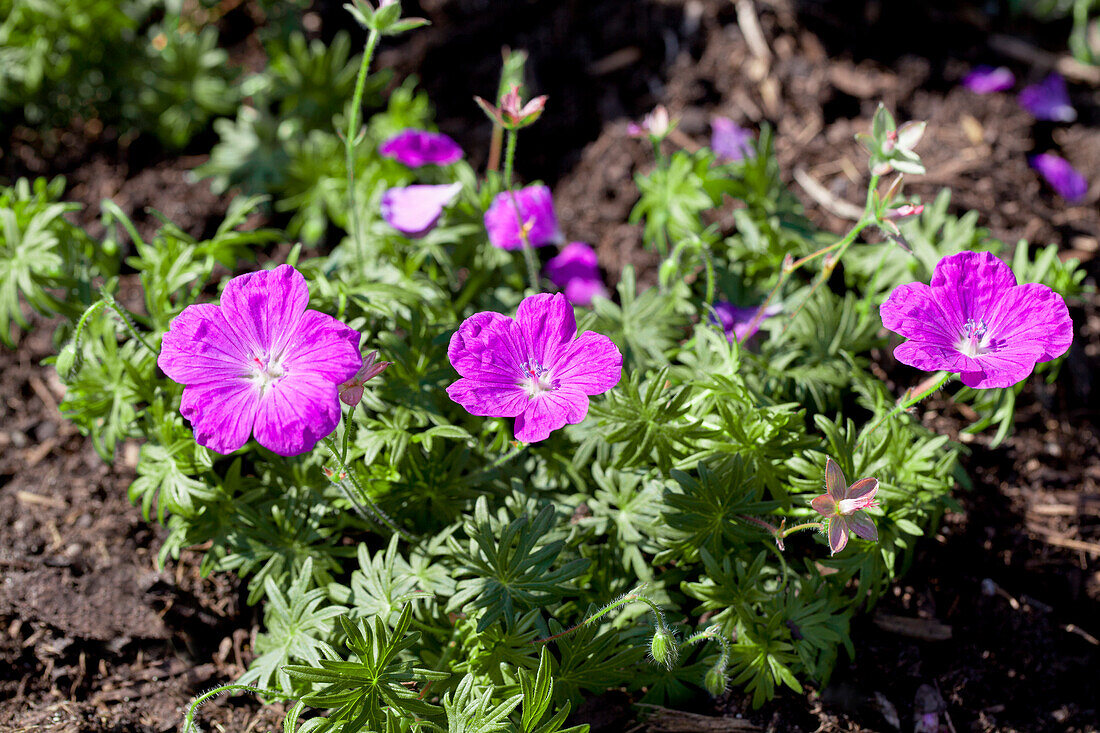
[544, 242, 608, 306]
[710, 117, 755, 162]
[811, 458, 879, 555]
[158, 265, 362, 456]
[880, 251, 1072, 389]
[474, 84, 548, 129]
[711, 301, 780, 343]
[339, 350, 392, 407]
[627, 105, 671, 138]
[961, 65, 1015, 94]
[484, 184, 562, 250]
[446, 293, 622, 443]
[379, 129, 463, 167]
[381, 182, 462, 238]
[1029, 153, 1088, 203]
[1018, 73, 1076, 122]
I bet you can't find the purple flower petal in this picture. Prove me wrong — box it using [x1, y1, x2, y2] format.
[158, 265, 363, 456]
[847, 514, 878, 542]
[711, 301, 780, 342]
[381, 183, 462, 238]
[484, 185, 562, 250]
[379, 129, 463, 167]
[962, 65, 1015, 94]
[828, 518, 849, 555]
[1018, 73, 1076, 122]
[1029, 153, 1088, 203]
[545, 242, 607, 306]
[880, 251, 1072, 390]
[446, 292, 622, 443]
[824, 458, 847, 503]
[710, 117, 755, 163]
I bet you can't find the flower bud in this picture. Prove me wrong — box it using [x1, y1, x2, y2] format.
[55, 343, 77, 379]
[649, 627, 678, 669]
[704, 667, 728, 696]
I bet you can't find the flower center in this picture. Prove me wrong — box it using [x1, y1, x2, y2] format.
[957, 318, 990, 358]
[251, 353, 287, 391]
[519, 360, 557, 398]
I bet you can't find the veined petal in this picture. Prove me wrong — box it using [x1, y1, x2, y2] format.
[929, 251, 1017, 329]
[253, 373, 342, 456]
[516, 293, 577, 366]
[982, 282, 1073, 364]
[845, 477, 879, 504]
[159, 303, 251, 385]
[513, 388, 589, 443]
[179, 379, 259, 455]
[219, 264, 309, 356]
[957, 347, 1046, 389]
[880, 282, 962, 350]
[446, 377, 528, 418]
[281, 309, 363, 385]
[824, 458, 847, 502]
[550, 331, 622, 395]
[848, 514, 879, 542]
[447, 312, 527, 381]
[811, 494, 837, 518]
[828, 517, 849, 555]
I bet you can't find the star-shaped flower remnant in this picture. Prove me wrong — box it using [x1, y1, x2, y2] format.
[446, 293, 622, 443]
[880, 251, 1073, 389]
[811, 458, 880, 555]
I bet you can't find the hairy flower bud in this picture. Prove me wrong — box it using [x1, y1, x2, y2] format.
[704, 666, 728, 696]
[55, 343, 77, 379]
[649, 627, 678, 669]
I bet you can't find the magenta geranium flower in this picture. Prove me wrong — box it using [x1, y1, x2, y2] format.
[446, 293, 622, 443]
[544, 242, 608, 306]
[484, 184, 562, 250]
[381, 182, 462, 238]
[811, 458, 879, 555]
[1018, 73, 1076, 122]
[711, 117, 754, 162]
[961, 65, 1015, 94]
[880, 251, 1072, 389]
[711, 301, 781, 343]
[379, 129, 463, 167]
[1029, 153, 1088, 203]
[158, 265, 362, 456]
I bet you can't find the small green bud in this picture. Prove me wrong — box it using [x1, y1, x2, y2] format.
[704, 667, 728, 696]
[649, 627, 678, 669]
[56, 343, 77, 380]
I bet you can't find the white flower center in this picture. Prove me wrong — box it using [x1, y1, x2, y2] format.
[251, 353, 287, 392]
[956, 318, 990, 358]
[519, 360, 556, 398]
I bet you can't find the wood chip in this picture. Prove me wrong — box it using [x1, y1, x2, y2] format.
[873, 613, 953, 641]
[641, 705, 761, 732]
[15, 490, 67, 509]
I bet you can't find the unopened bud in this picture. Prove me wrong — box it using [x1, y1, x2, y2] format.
[56, 343, 77, 379]
[340, 350, 392, 407]
[649, 627, 678, 669]
[781, 253, 795, 273]
[704, 667, 728, 696]
[886, 203, 924, 219]
[883, 130, 897, 153]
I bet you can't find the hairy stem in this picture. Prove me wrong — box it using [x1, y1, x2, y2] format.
[321, 435, 410, 541]
[182, 684, 295, 733]
[862, 370, 952, 443]
[344, 26, 382, 264]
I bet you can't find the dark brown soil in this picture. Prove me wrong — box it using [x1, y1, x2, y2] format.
[2, 1, 1099, 731]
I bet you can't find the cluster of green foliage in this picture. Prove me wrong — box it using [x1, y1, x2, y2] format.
[0, 0, 308, 145]
[0, 7, 1088, 733]
[1011, 0, 1100, 64]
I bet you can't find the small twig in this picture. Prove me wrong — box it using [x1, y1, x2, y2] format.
[793, 167, 865, 221]
[735, 0, 772, 62]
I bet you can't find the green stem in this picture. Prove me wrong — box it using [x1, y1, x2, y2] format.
[321, 435, 409, 540]
[183, 684, 295, 733]
[345, 27, 382, 263]
[535, 585, 662, 644]
[506, 188, 542, 293]
[862, 370, 952, 442]
[502, 128, 518, 189]
[85, 290, 157, 356]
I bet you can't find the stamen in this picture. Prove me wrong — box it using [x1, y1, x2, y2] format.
[958, 318, 989, 358]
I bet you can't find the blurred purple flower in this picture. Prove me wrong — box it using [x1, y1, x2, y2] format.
[158, 265, 362, 456]
[880, 251, 1073, 389]
[381, 183, 462, 238]
[1018, 73, 1076, 122]
[710, 117, 755, 162]
[446, 293, 622, 443]
[544, 242, 608, 306]
[1029, 153, 1088, 203]
[711, 301, 780, 343]
[379, 129, 463, 167]
[961, 65, 1015, 94]
[484, 184, 562, 250]
[811, 458, 880, 555]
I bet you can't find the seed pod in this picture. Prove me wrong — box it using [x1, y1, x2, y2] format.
[649, 627, 678, 669]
